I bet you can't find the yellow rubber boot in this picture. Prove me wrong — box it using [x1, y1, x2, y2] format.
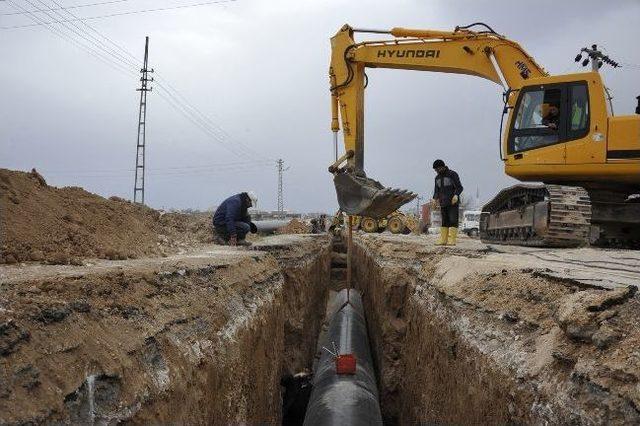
[436, 227, 449, 245]
[447, 227, 458, 246]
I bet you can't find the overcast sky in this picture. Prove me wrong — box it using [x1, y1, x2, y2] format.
[1, 0, 639, 212]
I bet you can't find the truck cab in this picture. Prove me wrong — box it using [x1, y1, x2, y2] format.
[461, 210, 482, 237]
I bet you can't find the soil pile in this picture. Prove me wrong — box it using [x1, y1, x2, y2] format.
[277, 219, 310, 235]
[0, 169, 211, 264]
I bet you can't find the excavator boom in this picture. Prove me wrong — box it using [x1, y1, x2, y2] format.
[329, 23, 547, 218]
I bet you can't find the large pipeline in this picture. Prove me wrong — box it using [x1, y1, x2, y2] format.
[253, 219, 290, 234]
[303, 289, 383, 425]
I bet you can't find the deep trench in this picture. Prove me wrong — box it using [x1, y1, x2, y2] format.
[280, 235, 400, 424]
[5, 235, 637, 424]
[284, 236, 526, 425]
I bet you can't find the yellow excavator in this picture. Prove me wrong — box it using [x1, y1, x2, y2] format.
[328, 23, 640, 247]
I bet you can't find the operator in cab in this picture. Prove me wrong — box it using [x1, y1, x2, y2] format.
[542, 104, 560, 130]
[431, 160, 464, 246]
[212, 191, 258, 246]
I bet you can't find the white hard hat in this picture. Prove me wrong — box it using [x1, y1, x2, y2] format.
[246, 190, 258, 207]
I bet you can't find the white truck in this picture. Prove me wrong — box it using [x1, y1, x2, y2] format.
[461, 210, 481, 237]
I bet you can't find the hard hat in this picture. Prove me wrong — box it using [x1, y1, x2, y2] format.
[246, 190, 258, 207]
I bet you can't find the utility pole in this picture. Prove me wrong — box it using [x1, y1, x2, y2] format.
[133, 36, 153, 204]
[276, 159, 289, 216]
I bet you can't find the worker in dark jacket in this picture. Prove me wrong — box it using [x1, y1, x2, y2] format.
[212, 191, 258, 246]
[432, 159, 464, 246]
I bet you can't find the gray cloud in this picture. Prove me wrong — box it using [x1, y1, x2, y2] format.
[1, 0, 638, 212]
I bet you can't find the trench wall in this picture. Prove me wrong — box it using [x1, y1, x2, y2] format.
[0, 235, 331, 425]
[352, 234, 640, 425]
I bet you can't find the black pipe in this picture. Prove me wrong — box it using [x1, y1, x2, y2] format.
[303, 289, 383, 425]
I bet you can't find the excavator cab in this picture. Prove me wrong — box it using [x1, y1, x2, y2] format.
[334, 172, 416, 219]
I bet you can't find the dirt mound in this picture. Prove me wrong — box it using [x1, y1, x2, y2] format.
[0, 169, 211, 264]
[277, 218, 310, 234]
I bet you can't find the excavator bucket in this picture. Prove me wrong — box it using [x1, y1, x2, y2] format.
[334, 173, 417, 219]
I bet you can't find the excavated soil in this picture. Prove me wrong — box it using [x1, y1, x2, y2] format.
[0, 235, 331, 424]
[277, 219, 311, 235]
[353, 233, 640, 425]
[0, 169, 211, 265]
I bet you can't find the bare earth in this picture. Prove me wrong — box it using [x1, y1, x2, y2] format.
[0, 235, 331, 424]
[0, 168, 211, 265]
[353, 232, 640, 424]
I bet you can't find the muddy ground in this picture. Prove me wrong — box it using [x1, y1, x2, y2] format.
[0, 235, 331, 424]
[353, 233, 640, 424]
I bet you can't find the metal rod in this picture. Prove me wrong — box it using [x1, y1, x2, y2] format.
[352, 27, 391, 34]
[328, 149, 354, 173]
[347, 215, 352, 302]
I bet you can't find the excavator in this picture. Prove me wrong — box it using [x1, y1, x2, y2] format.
[328, 23, 640, 247]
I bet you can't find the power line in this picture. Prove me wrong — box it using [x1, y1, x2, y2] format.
[33, 0, 140, 72]
[35, 1, 261, 161]
[6, 0, 138, 78]
[37, 0, 268, 162]
[39, 161, 274, 178]
[10, 0, 268, 162]
[40, 160, 274, 174]
[0, 0, 138, 16]
[154, 79, 269, 161]
[0, 0, 237, 29]
[154, 90, 267, 161]
[8, 0, 271, 166]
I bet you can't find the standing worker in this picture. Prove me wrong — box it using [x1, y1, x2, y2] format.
[213, 191, 258, 246]
[431, 160, 464, 246]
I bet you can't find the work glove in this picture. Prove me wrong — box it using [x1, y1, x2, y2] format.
[249, 221, 258, 234]
[451, 195, 459, 205]
[229, 235, 237, 246]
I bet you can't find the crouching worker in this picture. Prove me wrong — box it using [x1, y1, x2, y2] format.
[432, 159, 463, 246]
[213, 191, 258, 246]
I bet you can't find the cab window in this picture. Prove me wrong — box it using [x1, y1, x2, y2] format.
[514, 89, 561, 130]
[569, 84, 589, 134]
[508, 82, 589, 154]
[511, 88, 561, 152]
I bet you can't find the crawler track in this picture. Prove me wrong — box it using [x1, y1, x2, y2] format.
[481, 184, 592, 247]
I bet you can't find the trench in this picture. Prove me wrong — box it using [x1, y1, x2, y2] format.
[350, 234, 640, 425]
[3, 234, 639, 424]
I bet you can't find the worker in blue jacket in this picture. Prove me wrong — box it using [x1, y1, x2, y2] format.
[213, 191, 258, 246]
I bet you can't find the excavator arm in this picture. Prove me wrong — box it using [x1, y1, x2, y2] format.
[329, 23, 548, 217]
